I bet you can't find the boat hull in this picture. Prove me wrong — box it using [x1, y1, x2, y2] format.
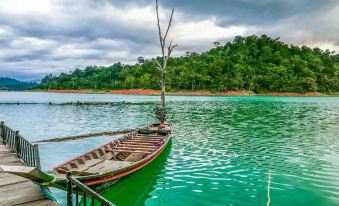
[87, 137, 171, 193]
[52, 123, 172, 192]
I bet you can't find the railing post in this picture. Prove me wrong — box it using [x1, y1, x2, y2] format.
[67, 172, 73, 206]
[33, 144, 41, 169]
[0, 121, 4, 144]
[15, 130, 21, 158]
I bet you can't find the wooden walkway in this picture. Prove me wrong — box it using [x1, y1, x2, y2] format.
[0, 142, 58, 206]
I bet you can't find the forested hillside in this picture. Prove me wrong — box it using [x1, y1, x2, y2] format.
[0, 77, 38, 90]
[40, 35, 339, 93]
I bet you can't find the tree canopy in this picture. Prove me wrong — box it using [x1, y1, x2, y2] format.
[39, 35, 339, 93]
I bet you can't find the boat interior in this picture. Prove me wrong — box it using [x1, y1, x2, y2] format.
[53, 124, 170, 178]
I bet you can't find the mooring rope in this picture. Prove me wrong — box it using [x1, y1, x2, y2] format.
[32, 129, 134, 143]
[266, 169, 271, 206]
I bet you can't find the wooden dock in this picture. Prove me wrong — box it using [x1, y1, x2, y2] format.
[0, 141, 58, 206]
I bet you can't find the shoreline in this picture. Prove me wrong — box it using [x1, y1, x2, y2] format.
[28, 89, 332, 96]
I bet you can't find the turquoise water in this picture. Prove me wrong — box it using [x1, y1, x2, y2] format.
[0, 92, 338, 206]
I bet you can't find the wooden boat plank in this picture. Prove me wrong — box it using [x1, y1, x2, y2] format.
[135, 134, 164, 137]
[135, 135, 165, 138]
[120, 142, 158, 146]
[125, 142, 159, 146]
[111, 149, 152, 154]
[124, 153, 146, 162]
[132, 137, 164, 141]
[115, 146, 152, 151]
[134, 137, 164, 140]
[59, 151, 120, 175]
[85, 160, 133, 174]
[121, 142, 158, 146]
[58, 159, 103, 174]
[130, 138, 161, 141]
[119, 144, 157, 149]
[127, 140, 160, 143]
[131, 140, 163, 143]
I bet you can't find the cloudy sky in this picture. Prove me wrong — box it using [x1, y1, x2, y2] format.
[0, 0, 338, 81]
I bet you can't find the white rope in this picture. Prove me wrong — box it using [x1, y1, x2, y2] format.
[266, 169, 271, 206]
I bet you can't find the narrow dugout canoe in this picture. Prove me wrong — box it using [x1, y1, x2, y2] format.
[51, 122, 172, 192]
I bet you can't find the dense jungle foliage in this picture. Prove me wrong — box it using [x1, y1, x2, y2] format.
[40, 35, 339, 93]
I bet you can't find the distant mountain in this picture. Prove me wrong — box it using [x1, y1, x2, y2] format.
[0, 77, 38, 90]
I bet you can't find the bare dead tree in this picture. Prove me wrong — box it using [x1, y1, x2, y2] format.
[155, 0, 177, 111]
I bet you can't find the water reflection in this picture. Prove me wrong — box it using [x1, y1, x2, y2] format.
[103, 142, 172, 206]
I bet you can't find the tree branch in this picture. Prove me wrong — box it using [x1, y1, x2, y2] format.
[167, 40, 178, 57]
[163, 9, 174, 46]
[155, 0, 164, 57]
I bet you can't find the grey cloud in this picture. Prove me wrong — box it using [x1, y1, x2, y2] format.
[111, 0, 337, 25]
[0, 0, 338, 81]
[180, 0, 335, 25]
[168, 0, 339, 50]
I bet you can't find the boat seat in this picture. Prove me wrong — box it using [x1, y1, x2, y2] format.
[56, 166, 70, 174]
[121, 142, 157, 146]
[124, 153, 146, 162]
[85, 160, 133, 174]
[112, 149, 152, 154]
[77, 152, 116, 171]
[135, 135, 164, 138]
[77, 158, 86, 164]
[91, 151, 100, 159]
[56, 151, 115, 174]
[120, 143, 157, 149]
[69, 162, 79, 169]
[84, 159, 104, 167]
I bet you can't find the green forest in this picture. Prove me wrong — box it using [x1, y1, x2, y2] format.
[0, 77, 38, 90]
[40, 35, 339, 93]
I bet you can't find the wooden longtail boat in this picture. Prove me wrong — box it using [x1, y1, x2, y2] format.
[51, 122, 171, 192]
[0, 122, 171, 193]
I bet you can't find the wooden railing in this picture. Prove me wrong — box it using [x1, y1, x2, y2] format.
[66, 172, 115, 206]
[0, 121, 41, 168]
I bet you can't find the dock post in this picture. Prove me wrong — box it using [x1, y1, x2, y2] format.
[67, 172, 73, 206]
[0, 121, 4, 143]
[15, 130, 21, 158]
[33, 144, 41, 169]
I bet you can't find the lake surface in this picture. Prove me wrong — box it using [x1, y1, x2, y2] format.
[0, 92, 338, 206]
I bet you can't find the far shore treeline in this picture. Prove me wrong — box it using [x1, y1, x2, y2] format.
[39, 35, 339, 93]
